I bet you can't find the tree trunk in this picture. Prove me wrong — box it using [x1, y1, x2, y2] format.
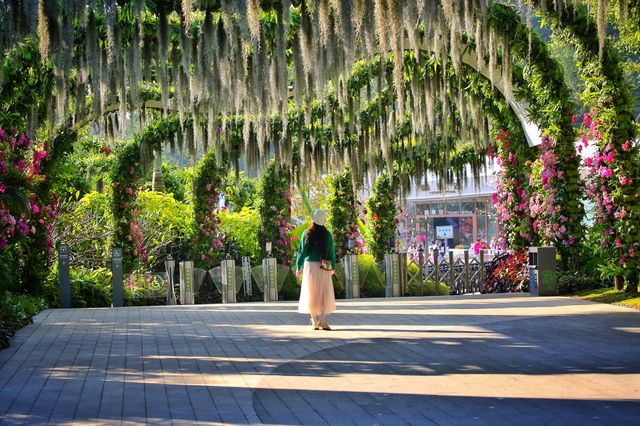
[614, 275, 624, 291]
[625, 276, 638, 293]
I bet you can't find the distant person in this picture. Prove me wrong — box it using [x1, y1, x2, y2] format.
[429, 240, 439, 262]
[296, 209, 337, 331]
[472, 238, 482, 256]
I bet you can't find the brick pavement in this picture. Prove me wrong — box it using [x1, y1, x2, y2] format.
[0, 294, 639, 425]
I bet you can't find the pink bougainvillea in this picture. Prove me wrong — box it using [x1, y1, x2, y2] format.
[490, 130, 533, 251]
[0, 128, 55, 255]
[579, 110, 640, 275]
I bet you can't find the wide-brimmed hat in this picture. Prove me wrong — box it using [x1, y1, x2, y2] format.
[311, 209, 326, 226]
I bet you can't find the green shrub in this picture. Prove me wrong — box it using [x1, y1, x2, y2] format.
[406, 279, 450, 296]
[280, 270, 301, 301]
[124, 271, 167, 306]
[0, 292, 48, 349]
[219, 207, 261, 262]
[70, 267, 112, 308]
[557, 271, 601, 295]
[358, 254, 385, 297]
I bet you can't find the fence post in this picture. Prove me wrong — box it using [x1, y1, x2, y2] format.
[479, 250, 485, 293]
[433, 250, 439, 295]
[111, 248, 123, 307]
[58, 244, 71, 308]
[449, 251, 455, 292]
[464, 250, 470, 294]
[418, 250, 424, 296]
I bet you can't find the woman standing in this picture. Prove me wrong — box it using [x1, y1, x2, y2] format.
[295, 209, 337, 330]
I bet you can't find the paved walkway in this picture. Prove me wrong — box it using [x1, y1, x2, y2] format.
[0, 294, 639, 425]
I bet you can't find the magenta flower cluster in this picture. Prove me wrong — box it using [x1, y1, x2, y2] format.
[528, 135, 575, 247]
[489, 130, 532, 251]
[579, 110, 638, 268]
[0, 128, 55, 254]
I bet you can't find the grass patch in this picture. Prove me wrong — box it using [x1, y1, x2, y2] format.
[574, 287, 640, 310]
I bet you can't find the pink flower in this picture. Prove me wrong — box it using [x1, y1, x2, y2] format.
[0, 129, 4, 141]
[629, 248, 636, 258]
[622, 140, 631, 152]
[584, 157, 592, 167]
[572, 114, 578, 123]
[583, 113, 591, 127]
[619, 256, 626, 265]
[619, 176, 632, 186]
[598, 167, 612, 178]
[0, 183, 5, 193]
[32, 204, 40, 214]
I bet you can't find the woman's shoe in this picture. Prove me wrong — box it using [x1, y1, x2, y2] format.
[319, 323, 331, 331]
[313, 324, 321, 330]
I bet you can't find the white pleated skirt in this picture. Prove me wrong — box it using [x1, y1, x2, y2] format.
[298, 261, 336, 315]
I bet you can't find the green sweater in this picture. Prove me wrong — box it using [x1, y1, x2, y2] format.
[296, 229, 337, 271]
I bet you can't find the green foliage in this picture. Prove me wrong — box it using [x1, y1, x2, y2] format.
[557, 271, 600, 295]
[357, 254, 385, 298]
[70, 267, 113, 308]
[54, 192, 113, 269]
[192, 148, 224, 269]
[0, 250, 20, 294]
[124, 271, 167, 306]
[366, 172, 398, 262]
[144, 163, 189, 202]
[327, 168, 361, 260]
[0, 38, 53, 129]
[0, 292, 48, 349]
[280, 271, 301, 301]
[218, 207, 261, 263]
[135, 190, 192, 269]
[224, 172, 257, 211]
[406, 277, 450, 297]
[257, 161, 293, 265]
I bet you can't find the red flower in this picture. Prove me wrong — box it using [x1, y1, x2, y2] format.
[102, 146, 110, 154]
[372, 214, 379, 221]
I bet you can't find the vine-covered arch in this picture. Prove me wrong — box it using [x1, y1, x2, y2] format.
[110, 115, 183, 270]
[3, 0, 637, 274]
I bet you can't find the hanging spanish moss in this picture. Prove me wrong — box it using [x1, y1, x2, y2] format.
[37, 0, 48, 62]
[0, 0, 598, 193]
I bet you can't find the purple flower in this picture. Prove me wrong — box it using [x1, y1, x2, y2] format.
[16, 219, 30, 236]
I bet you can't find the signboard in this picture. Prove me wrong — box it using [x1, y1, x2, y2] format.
[436, 225, 453, 239]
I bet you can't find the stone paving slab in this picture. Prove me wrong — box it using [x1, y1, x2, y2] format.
[0, 294, 639, 425]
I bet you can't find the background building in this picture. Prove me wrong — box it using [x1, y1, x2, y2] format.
[400, 174, 497, 252]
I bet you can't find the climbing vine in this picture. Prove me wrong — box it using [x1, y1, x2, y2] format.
[327, 168, 362, 261]
[192, 148, 224, 270]
[366, 172, 398, 262]
[535, 0, 639, 284]
[257, 161, 293, 265]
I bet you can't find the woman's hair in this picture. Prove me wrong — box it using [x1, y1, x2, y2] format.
[305, 222, 328, 256]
